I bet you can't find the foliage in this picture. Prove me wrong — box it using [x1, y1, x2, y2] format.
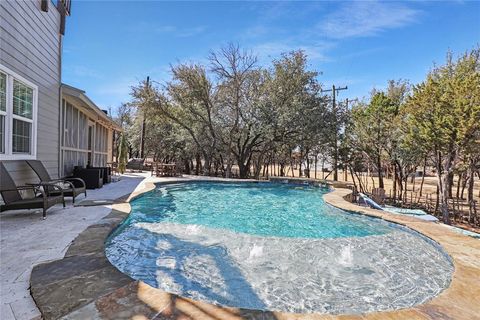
[128, 45, 332, 178]
[404, 48, 480, 223]
[119, 45, 479, 225]
[118, 133, 128, 174]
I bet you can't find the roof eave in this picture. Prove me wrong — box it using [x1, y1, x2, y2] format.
[61, 84, 122, 131]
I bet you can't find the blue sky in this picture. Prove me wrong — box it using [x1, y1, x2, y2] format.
[62, 1, 480, 114]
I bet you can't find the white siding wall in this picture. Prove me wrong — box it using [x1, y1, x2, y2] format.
[0, 0, 62, 181]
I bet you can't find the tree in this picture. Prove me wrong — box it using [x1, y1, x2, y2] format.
[350, 92, 396, 189]
[405, 48, 480, 224]
[118, 133, 128, 174]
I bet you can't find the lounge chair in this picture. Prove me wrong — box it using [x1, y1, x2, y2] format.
[0, 162, 65, 219]
[26, 160, 87, 203]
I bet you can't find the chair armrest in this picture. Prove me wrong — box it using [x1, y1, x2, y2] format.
[28, 179, 73, 189]
[27, 181, 67, 189]
[25, 182, 65, 197]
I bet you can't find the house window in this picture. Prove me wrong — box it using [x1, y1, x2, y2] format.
[0, 65, 38, 159]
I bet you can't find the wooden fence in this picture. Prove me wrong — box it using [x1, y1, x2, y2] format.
[357, 186, 479, 227]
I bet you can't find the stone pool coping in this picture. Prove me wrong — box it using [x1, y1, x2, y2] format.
[29, 176, 480, 319]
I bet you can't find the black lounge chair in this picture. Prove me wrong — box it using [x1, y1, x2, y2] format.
[0, 162, 65, 219]
[26, 160, 87, 203]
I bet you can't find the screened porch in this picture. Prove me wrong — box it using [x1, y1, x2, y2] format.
[60, 84, 121, 177]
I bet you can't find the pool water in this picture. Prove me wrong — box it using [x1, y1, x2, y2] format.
[106, 181, 453, 314]
[128, 182, 391, 238]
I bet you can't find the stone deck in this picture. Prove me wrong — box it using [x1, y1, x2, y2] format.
[0, 173, 147, 320]
[15, 177, 480, 319]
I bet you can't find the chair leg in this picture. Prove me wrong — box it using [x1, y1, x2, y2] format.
[73, 196, 75, 204]
[63, 199, 66, 208]
[42, 208, 46, 219]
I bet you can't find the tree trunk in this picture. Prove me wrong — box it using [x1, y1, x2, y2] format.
[461, 174, 468, 199]
[377, 152, 384, 188]
[352, 169, 365, 193]
[290, 159, 295, 177]
[419, 157, 426, 197]
[253, 152, 265, 180]
[467, 158, 475, 223]
[195, 153, 201, 175]
[456, 173, 462, 199]
[321, 159, 325, 180]
[238, 162, 249, 179]
[225, 151, 233, 178]
[349, 165, 358, 195]
[395, 161, 403, 200]
[436, 150, 455, 225]
[306, 151, 310, 178]
[448, 171, 454, 199]
[298, 150, 303, 177]
[412, 169, 416, 192]
[440, 172, 451, 224]
[183, 159, 190, 174]
[203, 153, 212, 176]
[392, 164, 397, 201]
[370, 169, 376, 189]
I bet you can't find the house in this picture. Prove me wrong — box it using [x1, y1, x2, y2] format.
[61, 84, 121, 176]
[0, 0, 119, 182]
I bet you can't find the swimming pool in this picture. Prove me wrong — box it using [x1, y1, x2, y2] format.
[106, 181, 453, 314]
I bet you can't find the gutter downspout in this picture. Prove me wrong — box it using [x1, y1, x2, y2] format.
[58, 31, 63, 178]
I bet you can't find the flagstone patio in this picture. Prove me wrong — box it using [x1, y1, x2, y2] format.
[0, 173, 148, 320]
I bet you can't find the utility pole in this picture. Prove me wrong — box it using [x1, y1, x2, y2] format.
[342, 97, 357, 182]
[344, 98, 359, 110]
[321, 85, 347, 181]
[139, 76, 149, 159]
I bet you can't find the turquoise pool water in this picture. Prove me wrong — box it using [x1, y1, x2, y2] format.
[106, 181, 453, 314]
[127, 182, 391, 238]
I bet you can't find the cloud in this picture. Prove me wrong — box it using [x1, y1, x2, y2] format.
[319, 1, 420, 39]
[130, 22, 206, 38]
[241, 1, 416, 64]
[65, 65, 102, 79]
[252, 41, 333, 63]
[243, 25, 270, 38]
[154, 25, 206, 38]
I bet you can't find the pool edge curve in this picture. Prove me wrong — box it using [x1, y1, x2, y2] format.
[30, 176, 480, 320]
